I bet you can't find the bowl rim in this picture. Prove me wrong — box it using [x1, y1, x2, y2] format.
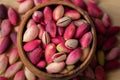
[17, 0, 97, 80]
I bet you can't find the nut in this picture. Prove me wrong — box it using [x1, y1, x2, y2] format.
[65, 39, 78, 49]
[56, 16, 72, 27]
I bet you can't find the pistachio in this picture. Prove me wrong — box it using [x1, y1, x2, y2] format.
[53, 5, 64, 21]
[41, 31, 50, 45]
[56, 16, 72, 27]
[46, 62, 65, 73]
[66, 48, 82, 65]
[52, 53, 67, 62]
[65, 39, 78, 49]
[56, 42, 72, 53]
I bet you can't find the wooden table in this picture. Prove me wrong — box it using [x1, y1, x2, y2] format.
[0, 0, 120, 80]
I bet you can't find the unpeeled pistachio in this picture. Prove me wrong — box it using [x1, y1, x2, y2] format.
[43, 6, 52, 24]
[52, 53, 67, 62]
[5, 61, 23, 78]
[65, 39, 78, 49]
[24, 67, 36, 80]
[46, 62, 65, 73]
[80, 32, 92, 48]
[46, 21, 57, 38]
[28, 48, 43, 65]
[45, 43, 56, 64]
[9, 48, 19, 65]
[63, 22, 76, 40]
[27, 19, 36, 28]
[23, 24, 39, 42]
[75, 22, 90, 38]
[14, 70, 25, 80]
[32, 11, 43, 23]
[33, 0, 42, 6]
[66, 48, 82, 65]
[65, 10, 81, 20]
[0, 54, 8, 74]
[23, 39, 41, 52]
[56, 16, 72, 27]
[1, 19, 12, 37]
[18, 0, 34, 14]
[53, 5, 64, 21]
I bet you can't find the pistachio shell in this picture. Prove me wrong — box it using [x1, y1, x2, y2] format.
[56, 16, 72, 27]
[46, 62, 65, 73]
[56, 42, 72, 53]
[52, 53, 67, 62]
[41, 31, 50, 45]
[65, 39, 78, 49]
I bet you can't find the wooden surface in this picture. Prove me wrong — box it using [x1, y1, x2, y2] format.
[0, 0, 120, 80]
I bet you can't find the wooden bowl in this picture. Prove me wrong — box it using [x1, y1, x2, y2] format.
[17, 0, 97, 80]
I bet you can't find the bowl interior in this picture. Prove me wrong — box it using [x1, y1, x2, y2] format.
[17, 1, 96, 80]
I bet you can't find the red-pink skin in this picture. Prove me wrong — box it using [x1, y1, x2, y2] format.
[102, 36, 117, 51]
[80, 32, 93, 48]
[95, 66, 105, 80]
[1, 19, 12, 37]
[105, 60, 120, 71]
[16, 0, 25, 3]
[14, 70, 25, 80]
[27, 19, 36, 28]
[84, 67, 95, 79]
[90, 55, 97, 69]
[64, 22, 76, 40]
[42, 0, 48, 3]
[23, 39, 41, 52]
[73, 0, 87, 10]
[0, 36, 11, 54]
[38, 24, 45, 39]
[53, 5, 64, 21]
[88, 0, 98, 4]
[51, 36, 65, 45]
[33, 0, 42, 6]
[94, 18, 106, 34]
[58, 27, 64, 36]
[10, 31, 17, 45]
[106, 47, 120, 61]
[45, 43, 56, 64]
[46, 21, 57, 37]
[87, 3, 103, 18]
[5, 62, 22, 78]
[37, 60, 46, 69]
[32, 11, 43, 23]
[9, 48, 19, 64]
[66, 48, 82, 65]
[0, 77, 8, 80]
[43, 6, 52, 24]
[28, 48, 43, 65]
[106, 26, 120, 37]
[102, 13, 111, 28]
[75, 22, 90, 38]
[65, 10, 81, 20]
[57, 42, 73, 53]
[8, 8, 18, 25]
[97, 34, 106, 49]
